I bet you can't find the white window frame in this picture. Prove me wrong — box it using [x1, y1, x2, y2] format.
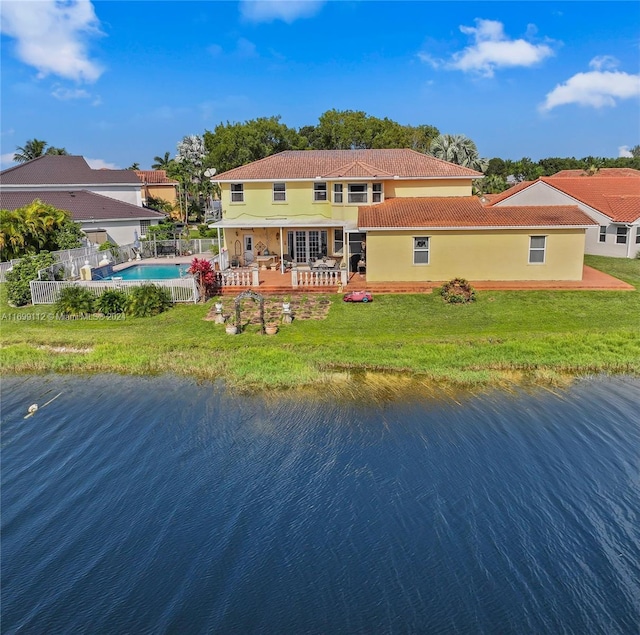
[616, 226, 628, 244]
[231, 183, 244, 203]
[413, 236, 430, 265]
[529, 235, 546, 264]
[333, 183, 343, 204]
[372, 183, 383, 203]
[348, 183, 368, 204]
[273, 182, 286, 202]
[314, 182, 327, 202]
[636, 227, 640, 244]
[599, 226, 607, 243]
[334, 228, 344, 253]
[139, 220, 151, 236]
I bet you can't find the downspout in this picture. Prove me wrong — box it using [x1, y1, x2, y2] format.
[626, 224, 634, 259]
[279, 227, 285, 273]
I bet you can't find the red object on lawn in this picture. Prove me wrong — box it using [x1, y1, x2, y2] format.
[343, 291, 373, 303]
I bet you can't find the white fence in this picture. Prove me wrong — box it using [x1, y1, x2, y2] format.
[29, 278, 199, 305]
[292, 268, 347, 287]
[214, 269, 259, 287]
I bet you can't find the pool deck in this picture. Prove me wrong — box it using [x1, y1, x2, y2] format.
[116, 257, 634, 293]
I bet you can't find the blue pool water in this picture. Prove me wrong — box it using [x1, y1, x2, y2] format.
[105, 263, 191, 280]
[1, 374, 639, 633]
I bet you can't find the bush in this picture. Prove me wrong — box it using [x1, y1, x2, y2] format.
[5, 252, 58, 306]
[440, 277, 476, 304]
[95, 289, 128, 314]
[126, 284, 173, 317]
[54, 285, 95, 316]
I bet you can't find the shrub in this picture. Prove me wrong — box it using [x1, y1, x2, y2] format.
[54, 285, 95, 316]
[440, 277, 477, 304]
[5, 252, 58, 306]
[188, 257, 216, 301]
[126, 284, 173, 317]
[95, 289, 128, 314]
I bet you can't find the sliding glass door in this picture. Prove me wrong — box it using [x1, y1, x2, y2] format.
[287, 230, 328, 263]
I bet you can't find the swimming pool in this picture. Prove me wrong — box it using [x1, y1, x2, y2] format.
[105, 264, 191, 281]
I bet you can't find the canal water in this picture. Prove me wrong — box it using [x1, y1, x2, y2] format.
[1, 374, 639, 634]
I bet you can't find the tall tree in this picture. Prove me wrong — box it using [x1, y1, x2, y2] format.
[204, 116, 307, 174]
[151, 152, 173, 170]
[429, 134, 487, 171]
[13, 139, 67, 162]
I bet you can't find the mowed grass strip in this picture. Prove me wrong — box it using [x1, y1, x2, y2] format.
[1, 256, 638, 390]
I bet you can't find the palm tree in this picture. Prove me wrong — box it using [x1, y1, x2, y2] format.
[152, 152, 172, 170]
[429, 134, 488, 172]
[13, 139, 68, 163]
[13, 139, 48, 163]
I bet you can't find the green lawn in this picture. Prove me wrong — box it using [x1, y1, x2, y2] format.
[1, 256, 639, 391]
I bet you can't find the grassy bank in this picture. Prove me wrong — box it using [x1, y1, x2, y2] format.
[1, 256, 639, 392]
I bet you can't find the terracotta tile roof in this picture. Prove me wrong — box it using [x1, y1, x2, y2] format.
[0, 190, 165, 222]
[134, 170, 179, 185]
[550, 168, 640, 178]
[489, 176, 640, 222]
[358, 197, 596, 229]
[0, 155, 141, 185]
[214, 149, 483, 181]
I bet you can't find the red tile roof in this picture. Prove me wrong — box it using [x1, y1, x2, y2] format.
[489, 176, 640, 222]
[0, 155, 141, 185]
[358, 197, 596, 229]
[550, 168, 640, 178]
[134, 170, 179, 185]
[0, 190, 165, 222]
[214, 149, 483, 181]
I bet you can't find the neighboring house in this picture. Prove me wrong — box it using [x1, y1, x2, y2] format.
[134, 170, 179, 207]
[0, 156, 164, 245]
[211, 149, 594, 282]
[212, 149, 482, 267]
[489, 172, 640, 258]
[360, 197, 595, 282]
[0, 190, 165, 247]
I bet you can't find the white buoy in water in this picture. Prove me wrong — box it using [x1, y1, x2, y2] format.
[28, 404, 38, 413]
[24, 393, 62, 419]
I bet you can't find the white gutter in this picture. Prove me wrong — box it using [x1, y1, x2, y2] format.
[360, 224, 596, 231]
[214, 175, 481, 184]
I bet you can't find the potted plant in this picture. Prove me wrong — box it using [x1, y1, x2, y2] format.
[225, 323, 238, 335]
[265, 323, 278, 335]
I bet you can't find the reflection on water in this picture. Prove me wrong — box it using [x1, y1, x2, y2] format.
[1, 374, 639, 634]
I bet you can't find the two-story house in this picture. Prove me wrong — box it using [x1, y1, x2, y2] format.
[212, 149, 596, 284]
[0, 156, 165, 246]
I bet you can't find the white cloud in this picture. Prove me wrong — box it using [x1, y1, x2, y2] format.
[1, 152, 17, 168]
[85, 157, 119, 170]
[618, 146, 633, 158]
[240, 0, 325, 24]
[0, 0, 104, 82]
[541, 58, 640, 111]
[51, 87, 91, 101]
[421, 19, 554, 77]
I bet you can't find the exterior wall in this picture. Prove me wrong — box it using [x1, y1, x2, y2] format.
[144, 184, 177, 205]
[81, 219, 159, 246]
[384, 179, 473, 198]
[220, 178, 475, 223]
[494, 182, 638, 258]
[7, 183, 143, 207]
[365, 229, 587, 282]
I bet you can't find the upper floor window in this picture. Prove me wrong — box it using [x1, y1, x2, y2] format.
[231, 183, 244, 203]
[273, 182, 286, 202]
[372, 183, 383, 203]
[616, 226, 628, 244]
[314, 182, 327, 201]
[333, 183, 343, 203]
[529, 235, 546, 264]
[599, 226, 607, 243]
[413, 237, 429, 264]
[348, 183, 367, 204]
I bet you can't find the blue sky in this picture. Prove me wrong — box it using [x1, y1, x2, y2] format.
[1, 1, 639, 170]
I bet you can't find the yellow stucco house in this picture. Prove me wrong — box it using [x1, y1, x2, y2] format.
[211, 149, 595, 284]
